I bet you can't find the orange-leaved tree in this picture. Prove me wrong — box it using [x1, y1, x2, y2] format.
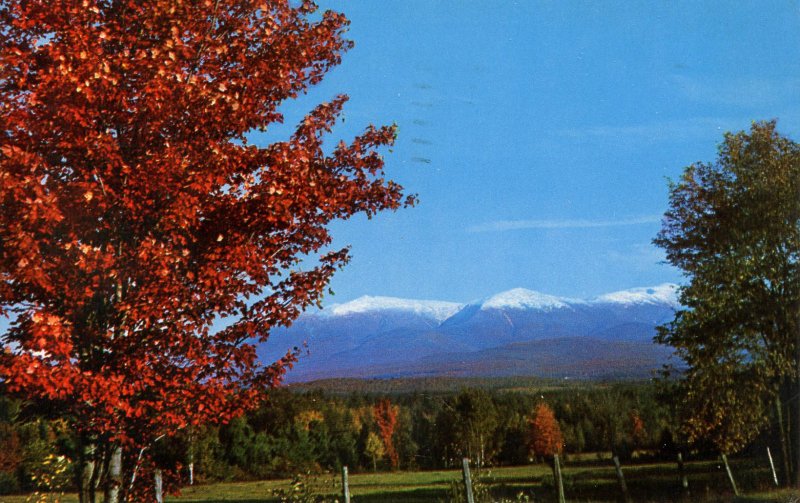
[0, 1, 412, 501]
[629, 410, 646, 449]
[529, 402, 564, 462]
[373, 398, 399, 469]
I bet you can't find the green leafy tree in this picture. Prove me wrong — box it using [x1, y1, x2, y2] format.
[498, 411, 530, 465]
[394, 407, 419, 470]
[0, 397, 22, 494]
[449, 389, 499, 467]
[407, 394, 441, 469]
[320, 404, 358, 471]
[654, 121, 800, 484]
[364, 432, 384, 472]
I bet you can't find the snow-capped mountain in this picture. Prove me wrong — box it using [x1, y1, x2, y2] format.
[479, 288, 576, 311]
[591, 284, 679, 307]
[258, 295, 465, 364]
[325, 295, 462, 321]
[257, 284, 680, 381]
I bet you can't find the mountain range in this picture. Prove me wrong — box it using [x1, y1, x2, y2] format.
[257, 284, 681, 382]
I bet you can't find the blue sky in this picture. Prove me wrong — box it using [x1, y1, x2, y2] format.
[256, 0, 800, 304]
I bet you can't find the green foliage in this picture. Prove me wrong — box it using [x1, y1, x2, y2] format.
[3, 457, 785, 502]
[654, 121, 800, 458]
[0, 414, 73, 496]
[0, 381, 681, 488]
[436, 389, 499, 467]
[24, 454, 72, 503]
[498, 411, 529, 466]
[445, 472, 490, 503]
[191, 425, 233, 482]
[271, 471, 340, 503]
[0, 396, 23, 494]
[0, 470, 20, 495]
[364, 432, 385, 472]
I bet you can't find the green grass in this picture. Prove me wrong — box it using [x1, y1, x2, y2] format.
[733, 488, 800, 503]
[165, 469, 474, 503]
[3, 458, 797, 503]
[166, 459, 797, 503]
[0, 493, 78, 503]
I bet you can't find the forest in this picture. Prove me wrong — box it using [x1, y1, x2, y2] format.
[0, 379, 780, 495]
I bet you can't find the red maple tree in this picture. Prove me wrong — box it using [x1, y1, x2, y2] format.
[373, 398, 399, 469]
[0, 1, 412, 501]
[630, 410, 646, 448]
[528, 402, 564, 460]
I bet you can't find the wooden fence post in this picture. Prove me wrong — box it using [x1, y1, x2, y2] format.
[721, 454, 739, 496]
[767, 447, 779, 487]
[553, 454, 566, 503]
[677, 452, 689, 495]
[461, 458, 475, 503]
[612, 456, 631, 503]
[341, 465, 351, 503]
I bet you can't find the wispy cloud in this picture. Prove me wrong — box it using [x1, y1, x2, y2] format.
[467, 216, 661, 233]
[559, 117, 743, 144]
[670, 74, 800, 108]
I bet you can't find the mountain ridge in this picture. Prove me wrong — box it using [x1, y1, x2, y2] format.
[259, 284, 680, 382]
[314, 283, 679, 319]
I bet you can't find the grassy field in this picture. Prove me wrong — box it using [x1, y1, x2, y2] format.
[3, 457, 798, 503]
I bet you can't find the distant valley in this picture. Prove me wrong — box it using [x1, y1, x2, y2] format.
[257, 284, 681, 382]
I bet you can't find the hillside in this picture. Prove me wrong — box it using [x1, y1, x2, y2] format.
[258, 284, 680, 381]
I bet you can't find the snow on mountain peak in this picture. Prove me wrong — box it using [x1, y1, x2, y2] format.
[319, 284, 679, 321]
[592, 283, 679, 307]
[480, 288, 574, 311]
[325, 296, 463, 322]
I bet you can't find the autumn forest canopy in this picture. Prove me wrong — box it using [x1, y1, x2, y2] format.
[0, 0, 798, 502]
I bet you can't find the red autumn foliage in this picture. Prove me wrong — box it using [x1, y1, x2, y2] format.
[373, 399, 399, 469]
[0, 0, 411, 499]
[529, 402, 564, 459]
[630, 410, 646, 447]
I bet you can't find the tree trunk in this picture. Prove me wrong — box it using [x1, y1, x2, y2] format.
[776, 393, 792, 487]
[478, 433, 485, 468]
[103, 445, 123, 503]
[187, 431, 195, 485]
[154, 469, 163, 503]
[91, 444, 107, 499]
[794, 369, 800, 487]
[677, 451, 689, 494]
[341, 466, 351, 503]
[78, 438, 97, 503]
[789, 297, 800, 488]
